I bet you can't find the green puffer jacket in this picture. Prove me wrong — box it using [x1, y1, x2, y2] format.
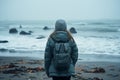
[44, 31, 78, 77]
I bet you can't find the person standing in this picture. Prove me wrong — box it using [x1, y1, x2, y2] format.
[44, 19, 78, 80]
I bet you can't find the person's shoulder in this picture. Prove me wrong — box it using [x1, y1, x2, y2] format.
[47, 37, 55, 46]
[47, 37, 53, 42]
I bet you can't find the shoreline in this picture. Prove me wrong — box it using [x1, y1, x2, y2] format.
[1, 52, 120, 62]
[0, 56, 120, 80]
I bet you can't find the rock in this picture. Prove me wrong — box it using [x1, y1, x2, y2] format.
[0, 40, 8, 43]
[0, 48, 8, 52]
[36, 35, 45, 39]
[9, 28, 18, 34]
[43, 26, 49, 30]
[9, 49, 16, 53]
[19, 31, 31, 35]
[69, 27, 77, 33]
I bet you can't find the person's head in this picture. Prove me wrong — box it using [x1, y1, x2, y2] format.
[50, 19, 74, 41]
[55, 19, 67, 31]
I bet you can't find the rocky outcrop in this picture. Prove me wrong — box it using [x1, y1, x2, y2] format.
[43, 26, 49, 30]
[36, 35, 45, 39]
[0, 48, 8, 52]
[9, 28, 18, 34]
[19, 31, 31, 35]
[69, 27, 77, 33]
[0, 40, 8, 43]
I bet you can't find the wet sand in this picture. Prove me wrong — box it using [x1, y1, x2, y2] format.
[0, 56, 120, 80]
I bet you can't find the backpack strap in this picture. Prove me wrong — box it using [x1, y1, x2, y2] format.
[55, 43, 62, 53]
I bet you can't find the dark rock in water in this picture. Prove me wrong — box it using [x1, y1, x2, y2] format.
[36, 35, 45, 39]
[19, 31, 31, 35]
[0, 48, 8, 52]
[9, 28, 18, 34]
[69, 27, 77, 33]
[9, 49, 16, 53]
[0, 40, 8, 43]
[43, 26, 49, 30]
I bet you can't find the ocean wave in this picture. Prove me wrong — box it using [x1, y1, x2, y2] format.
[92, 29, 117, 32]
[0, 48, 43, 53]
[72, 22, 86, 25]
[78, 28, 118, 32]
[0, 48, 44, 58]
[88, 22, 109, 25]
[88, 36, 119, 39]
[1, 20, 120, 58]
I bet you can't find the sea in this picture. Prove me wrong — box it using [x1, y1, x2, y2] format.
[0, 20, 120, 61]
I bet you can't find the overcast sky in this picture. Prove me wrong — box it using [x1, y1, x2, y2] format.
[0, 0, 120, 20]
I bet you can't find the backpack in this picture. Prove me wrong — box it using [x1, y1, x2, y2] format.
[53, 41, 71, 71]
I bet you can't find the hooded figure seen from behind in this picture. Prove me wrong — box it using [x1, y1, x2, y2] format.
[44, 19, 78, 80]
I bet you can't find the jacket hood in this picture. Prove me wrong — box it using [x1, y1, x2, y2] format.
[55, 19, 67, 31]
[51, 31, 69, 42]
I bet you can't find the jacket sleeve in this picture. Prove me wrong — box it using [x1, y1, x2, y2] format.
[44, 38, 53, 76]
[71, 39, 78, 66]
